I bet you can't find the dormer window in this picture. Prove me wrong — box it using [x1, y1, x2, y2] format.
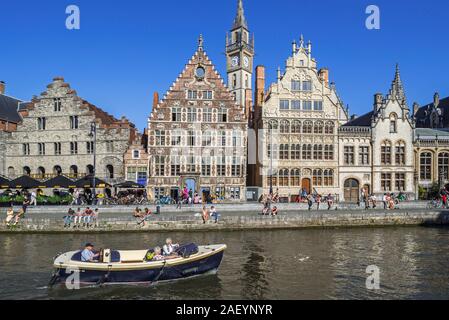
[187, 90, 198, 100]
[133, 150, 140, 159]
[54, 98, 62, 111]
[389, 113, 397, 133]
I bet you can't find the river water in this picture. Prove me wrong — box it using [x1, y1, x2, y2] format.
[0, 226, 448, 300]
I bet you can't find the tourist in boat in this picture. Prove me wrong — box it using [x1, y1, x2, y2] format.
[5, 207, 15, 226]
[152, 246, 179, 261]
[81, 243, 100, 262]
[163, 238, 180, 256]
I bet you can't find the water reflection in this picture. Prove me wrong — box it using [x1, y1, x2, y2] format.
[0, 227, 448, 300]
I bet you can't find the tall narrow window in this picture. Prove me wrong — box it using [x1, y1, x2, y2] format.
[381, 141, 392, 165]
[359, 146, 370, 165]
[291, 80, 301, 91]
[390, 114, 397, 133]
[314, 121, 323, 134]
[218, 108, 227, 122]
[155, 156, 165, 176]
[171, 156, 180, 176]
[303, 121, 312, 134]
[203, 108, 213, 122]
[313, 145, 323, 160]
[302, 80, 312, 91]
[344, 146, 355, 165]
[38, 143, 46, 155]
[187, 131, 196, 147]
[54, 142, 61, 155]
[171, 108, 182, 122]
[420, 152, 432, 180]
[155, 130, 166, 146]
[381, 173, 392, 191]
[438, 152, 449, 182]
[70, 116, 79, 129]
[313, 169, 323, 186]
[302, 144, 312, 160]
[279, 100, 290, 110]
[54, 98, 62, 111]
[187, 108, 197, 122]
[324, 145, 334, 160]
[280, 120, 290, 133]
[70, 142, 78, 155]
[87, 141, 94, 154]
[395, 173, 405, 191]
[279, 169, 289, 186]
[217, 156, 226, 176]
[231, 157, 241, 177]
[201, 157, 211, 176]
[22, 144, 30, 156]
[37, 117, 46, 130]
[395, 141, 406, 165]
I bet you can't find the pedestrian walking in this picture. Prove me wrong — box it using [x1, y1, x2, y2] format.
[307, 195, 313, 211]
[30, 191, 37, 206]
[327, 194, 334, 210]
[316, 194, 321, 210]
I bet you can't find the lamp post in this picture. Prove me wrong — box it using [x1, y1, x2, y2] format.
[89, 122, 97, 199]
[269, 125, 274, 196]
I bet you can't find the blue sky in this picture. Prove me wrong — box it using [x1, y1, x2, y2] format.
[1, 0, 448, 131]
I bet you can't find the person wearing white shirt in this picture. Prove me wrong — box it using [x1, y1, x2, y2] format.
[163, 238, 179, 256]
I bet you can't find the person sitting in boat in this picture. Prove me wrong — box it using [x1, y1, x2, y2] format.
[152, 246, 178, 261]
[163, 238, 180, 256]
[81, 243, 100, 262]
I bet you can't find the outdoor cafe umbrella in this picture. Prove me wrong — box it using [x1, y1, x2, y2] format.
[75, 176, 110, 188]
[43, 175, 77, 189]
[114, 181, 145, 189]
[8, 175, 43, 189]
[0, 176, 10, 189]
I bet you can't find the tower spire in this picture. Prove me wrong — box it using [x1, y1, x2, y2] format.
[233, 0, 248, 29]
[390, 63, 406, 103]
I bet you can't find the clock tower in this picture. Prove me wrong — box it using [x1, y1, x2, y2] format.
[226, 0, 254, 114]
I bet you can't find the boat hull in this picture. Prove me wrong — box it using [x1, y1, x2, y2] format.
[51, 245, 225, 285]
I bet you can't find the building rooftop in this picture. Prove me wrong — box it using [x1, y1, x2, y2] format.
[0, 94, 22, 123]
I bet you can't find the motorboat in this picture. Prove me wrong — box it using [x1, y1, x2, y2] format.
[49, 243, 226, 286]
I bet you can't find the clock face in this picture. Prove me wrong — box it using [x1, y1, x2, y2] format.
[231, 56, 239, 67]
[243, 56, 250, 68]
[195, 66, 205, 78]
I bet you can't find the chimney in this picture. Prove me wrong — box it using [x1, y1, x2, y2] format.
[0, 81, 5, 95]
[319, 68, 329, 84]
[374, 93, 383, 111]
[255, 66, 265, 107]
[413, 102, 420, 116]
[153, 92, 159, 109]
[350, 114, 358, 121]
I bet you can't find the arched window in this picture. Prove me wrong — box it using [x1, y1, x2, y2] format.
[325, 121, 335, 134]
[53, 166, 62, 176]
[7, 167, 15, 179]
[313, 145, 323, 160]
[324, 145, 334, 160]
[279, 169, 289, 186]
[23, 166, 31, 176]
[86, 165, 94, 176]
[70, 165, 79, 178]
[390, 113, 397, 133]
[280, 120, 290, 133]
[381, 141, 392, 165]
[303, 121, 313, 134]
[324, 169, 334, 186]
[438, 152, 449, 181]
[291, 144, 301, 160]
[395, 141, 406, 165]
[37, 167, 45, 179]
[312, 169, 323, 186]
[290, 169, 301, 186]
[420, 152, 432, 180]
[268, 120, 278, 131]
[291, 120, 301, 133]
[280, 144, 289, 160]
[106, 165, 114, 179]
[314, 121, 324, 134]
[302, 144, 312, 160]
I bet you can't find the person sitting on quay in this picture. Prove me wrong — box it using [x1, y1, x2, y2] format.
[5, 207, 15, 227]
[163, 238, 180, 256]
[63, 208, 75, 228]
[92, 208, 100, 228]
[382, 193, 388, 210]
[210, 206, 220, 223]
[201, 205, 209, 224]
[81, 243, 100, 262]
[316, 194, 322, 210]
[83, 207, 94, 227]
[73, 208, 82, 228]
[370, 194, 377, 209]
[137, 208, 152, 226]
[133, 207, 142, 218]
[271, 206, 279, 216]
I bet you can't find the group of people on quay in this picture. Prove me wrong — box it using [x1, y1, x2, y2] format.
[201, 205, 220, 224]
[63, 207, 100, 228]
